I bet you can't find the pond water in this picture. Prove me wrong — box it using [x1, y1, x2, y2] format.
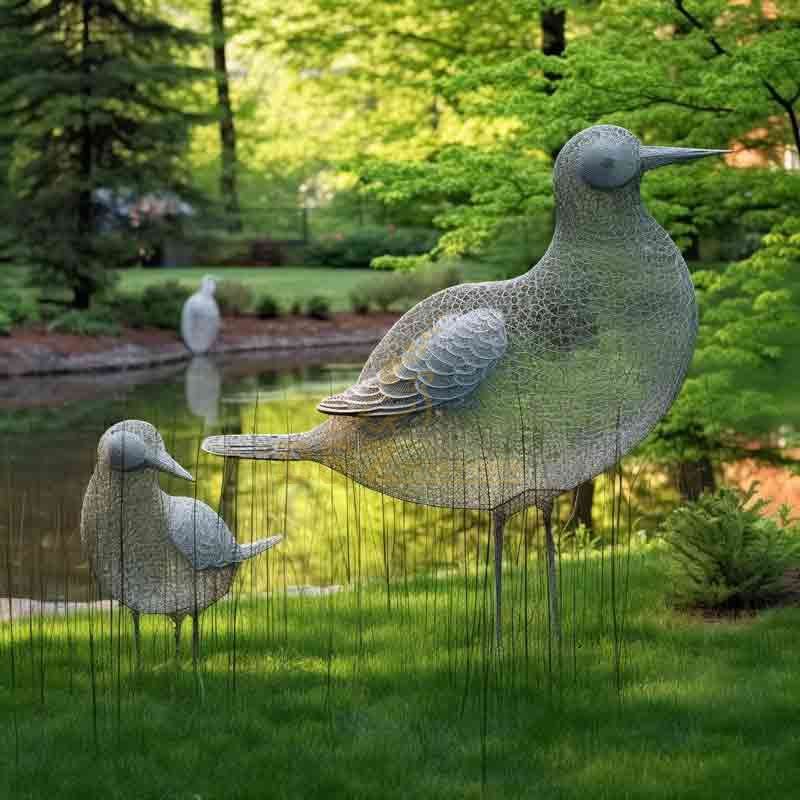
[0, 348, 497, 604]
[0, 351, 362, 601]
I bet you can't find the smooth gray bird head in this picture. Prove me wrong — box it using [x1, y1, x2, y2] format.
[97, 420, 194, 481]
[553, 125, 728, 224]
[200, 275, 218, 296]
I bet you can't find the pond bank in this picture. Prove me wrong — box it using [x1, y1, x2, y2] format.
[0, 585, 344, 621]
[0, 312, 399, 378]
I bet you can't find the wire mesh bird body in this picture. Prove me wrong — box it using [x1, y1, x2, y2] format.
[81, 420, 282, 656]
[203, 125, 725, 642]
[181, 275, 221, 355]
[204, 126, 715, 513]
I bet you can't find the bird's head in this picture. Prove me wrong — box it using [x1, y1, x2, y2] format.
[553, 125, 727, 225]
[97, 420, 194, 481]
[200, 275, 218, 296]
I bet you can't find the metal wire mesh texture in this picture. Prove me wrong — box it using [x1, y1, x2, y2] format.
[81, 420, 281, 621]
[202, 125, 715, 516]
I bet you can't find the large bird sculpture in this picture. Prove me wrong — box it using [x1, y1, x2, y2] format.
[202, 125, 726, 642]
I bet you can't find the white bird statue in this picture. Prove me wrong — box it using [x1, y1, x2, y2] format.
[81, 419, 282, 662]
[202, 125, 727, 644]
[181, 275, 221, 355]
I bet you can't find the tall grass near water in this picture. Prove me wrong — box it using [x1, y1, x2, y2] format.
[2, 385, 799, 798]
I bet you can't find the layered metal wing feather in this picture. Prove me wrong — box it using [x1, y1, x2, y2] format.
[317, 307, 507, 416]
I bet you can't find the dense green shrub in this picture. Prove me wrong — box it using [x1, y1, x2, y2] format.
[256, 294, 281, 319]
[660, 485, 800, 611]
[47, 309, 122, 336]
[306, 295, 331, 320]
[350, 262, 463, 313]
[306, 226, 439, 269]
[0, 289, 39, 326]
[108, 280, 191, 329]
[289, 300, 302, 316]
[216, 280, 254, 316]
[349, 288, 371, 314]
[0, 309, 11, 336]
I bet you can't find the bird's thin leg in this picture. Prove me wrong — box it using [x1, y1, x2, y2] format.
[173, 614, 184, 660]
[543, 505, 562, 645]
[493, 509, 505, 649]
[131, 610, 141, 671]
[192, 610, 200, 666]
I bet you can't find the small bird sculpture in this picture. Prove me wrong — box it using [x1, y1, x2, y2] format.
[181, 275, 221, 355]
[202, 125, 727, 642]
[81, 419, 282, 662]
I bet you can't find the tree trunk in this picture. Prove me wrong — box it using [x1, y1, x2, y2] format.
[540, 6, 566, 92]
[211, 0, 241, 233]
[568, 479, 594, 531]
[541, 5, 566, 163]
[676, 457, 716, 502]
[73, 283, 92, 310]
[76, 0, 95, 310]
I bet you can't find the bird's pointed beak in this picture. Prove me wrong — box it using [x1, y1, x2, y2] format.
[149, 450, 194, 482]
[640, 145, 730, 172]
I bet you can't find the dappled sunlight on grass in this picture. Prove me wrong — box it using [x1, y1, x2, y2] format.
[2, 547, 800, 799]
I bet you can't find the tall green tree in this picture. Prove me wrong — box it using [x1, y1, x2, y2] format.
[268, 0, 800, 501]
[210, 0, 241, 232]
[0, 0, 209, 307]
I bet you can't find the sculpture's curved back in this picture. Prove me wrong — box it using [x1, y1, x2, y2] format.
[311, 126, 699, 510]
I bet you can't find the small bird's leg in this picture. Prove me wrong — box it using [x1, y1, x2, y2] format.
[493, 509, 505, 648]
[173, 614, 185, 660]
[131, 610, 141, 671]
[543, 504, 562, 645]
[192, 610, 200, 666]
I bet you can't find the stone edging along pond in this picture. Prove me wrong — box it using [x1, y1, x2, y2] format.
[0, 313, 399, 378]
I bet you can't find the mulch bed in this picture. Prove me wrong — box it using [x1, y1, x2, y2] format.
[0, 312, 400, 378]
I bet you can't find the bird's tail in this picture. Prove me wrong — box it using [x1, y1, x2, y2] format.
[231, 534, 283, 563]
[202, 433, 312, 461]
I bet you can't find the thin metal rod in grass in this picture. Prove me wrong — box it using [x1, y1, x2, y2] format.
[5, 493, 20, 771]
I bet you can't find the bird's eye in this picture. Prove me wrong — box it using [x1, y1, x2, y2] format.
[578, 140, 638, 190]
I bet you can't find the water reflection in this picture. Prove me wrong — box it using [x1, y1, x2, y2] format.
[1, 347, 500, 606]
[185, 356, 221, 426]
[0, 351, 367, 602]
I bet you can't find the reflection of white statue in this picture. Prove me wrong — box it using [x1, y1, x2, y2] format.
[185, 357, 221, 426]
[81, 420, 282, 662]
[181, 275, 220, 355]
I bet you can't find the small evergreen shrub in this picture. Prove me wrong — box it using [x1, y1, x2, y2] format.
[306, 226, 439, 269]
[289, 300, 302, 315]
[0, 309, 12, 336]
[215, 280, 254, 316]
[349, 288, 371, 314]
[306, 295, 331, 320]
[368, 272, 410, 312]
[660, 484, 800, 611]
[108, 281, 191, 329]
[0, 290, 40, 326]
[256, 294, 281, 319]
[48, 309, 122, 337]
[350, 262, 463, 313]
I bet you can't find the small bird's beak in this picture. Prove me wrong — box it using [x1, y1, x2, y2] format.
[640, 145, 730, 172]
[149, 450, 194, 481]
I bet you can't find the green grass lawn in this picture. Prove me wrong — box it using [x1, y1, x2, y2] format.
[0, 262, 497, 315]
[2, 546, 799, 800]
[116, 266, 393, 313]
[115, 263, 496, 313]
